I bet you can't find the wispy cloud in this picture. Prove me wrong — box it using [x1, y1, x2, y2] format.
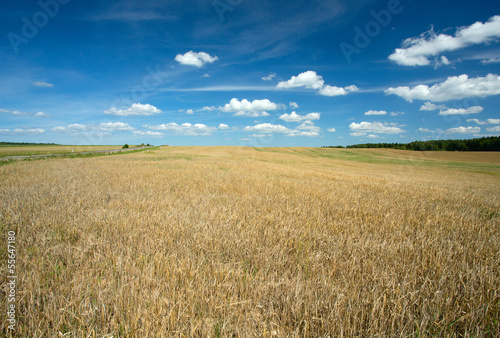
[33, 81, 54, 88]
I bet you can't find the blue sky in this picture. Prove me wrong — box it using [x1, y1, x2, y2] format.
[1, 0, 499, 146]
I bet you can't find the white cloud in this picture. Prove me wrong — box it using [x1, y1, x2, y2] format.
[288, 121, 321, 137]
[186, 109, 194, 115]
[386, 74, 500, 102]
[220, 98, 279, 117]
[243, 123, 292, 134]
[277, 71, 358, 97]
[277, 71, 324, 90]
[52, 124, 90, 133]
[218, 124, 229, 130]
[202, 106, 216, 111]
[279, 111, 320, 122]
[388, 16, 500, 66]
[250, 134, 271, 138]
[446, 126, 481, 134]
[364, 110, 387, 116]
[243, 121, 322, 138]
[468, 118, 500, 125]
[318, 85, 347, 97]
[1, 108, 50, 117]
[439, 106, 483, 116]
[98, 122, 135, 131]
[34, 112, 50, 117]
[289, 101, 299, 109]
[418, 128, 436, 133]
[367, 134, 380, 138]
[440, 56, 451, 65]
[146, 122, 217, 136]
[33, 81, 54, 88]
[105, 103, 161, 116]
[486, 126, 500, 132]
[0, 128, 46, 134]
[327, 128, 336, 132]
[133, 131, 163, 137]
[262, 73, 276, 81]
[420, 101, 448, 111]
[202, 74, 211, 78]
[390, 111, 404, 116]
[175, 51, 218, 67]
[349, 122, 405, 136]
[52, 122, 134, 133]
[481, 58, 500, 64]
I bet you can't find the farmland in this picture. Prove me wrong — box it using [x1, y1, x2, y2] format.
[0, 144, 123, 158]
[1, 146, 499, 336]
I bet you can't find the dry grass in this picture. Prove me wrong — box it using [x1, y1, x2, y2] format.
[1, 146, 499, 337]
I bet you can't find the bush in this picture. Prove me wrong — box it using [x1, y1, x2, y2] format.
[122, 144, 129, 149]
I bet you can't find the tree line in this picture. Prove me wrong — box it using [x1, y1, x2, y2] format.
[323, 136, 500, 151]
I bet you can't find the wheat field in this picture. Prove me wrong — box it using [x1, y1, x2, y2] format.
[1, 146, 499, 336]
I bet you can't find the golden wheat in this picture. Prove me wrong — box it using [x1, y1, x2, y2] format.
[1, 146, 499, 337]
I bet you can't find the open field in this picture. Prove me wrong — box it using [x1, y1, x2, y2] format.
[0, 145, 125, 158]
[1, 146, 499, 336]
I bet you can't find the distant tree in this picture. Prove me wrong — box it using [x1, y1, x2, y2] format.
[122, 144, 129, 149]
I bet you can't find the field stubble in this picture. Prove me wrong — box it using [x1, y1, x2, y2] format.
[1, 146, 499, 336]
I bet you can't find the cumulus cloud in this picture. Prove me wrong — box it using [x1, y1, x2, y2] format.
[243, 123, 292, 134]
[418, 128, 436, 133]
[327, 128, 336, 132]
[277, 71, 358, 97]
[146, 122, 217, 136]
[33, 81, 54, 88]
[52, 124, 90, 133]
[219, 98, 279, 117]
[439, 106, 483, 116]
[175, 51, 218, 67]
[467, 118, 500, 125]
[52, 122, 135, 133]
[486, 126, 500, 132]
[481, 58, 500, 64]
[133, 130, 163, 137]
[202, 106, 216, 111]
[243, 121, 322, 138]
[277, 71, 324, 90]
[289, 102, 299, 109]
[318, 85, 359, 97]
[218, 124, 229, 130]
[105, 103, 162, 116]
[279, 111, 320, 122]
[364, 110, 387, 116]
[349, 121, 405, 136]
[385, 74, 500, 102]
[420, 101, 448, 111]
[287, 121, 321, 137]
[0, 128, 45, 134]
[262, 73, 276, 81]
[97, 122, 135, 131]
[388, 15, 500, 66]
[1, 108, 50, 117]
[186, 109, 194, 115]
[446, 126, 481, 134]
